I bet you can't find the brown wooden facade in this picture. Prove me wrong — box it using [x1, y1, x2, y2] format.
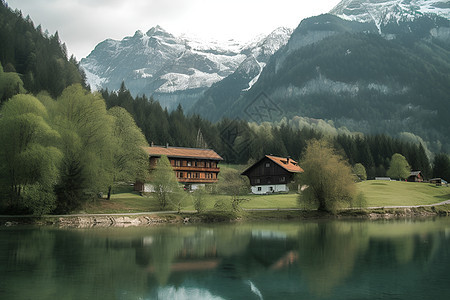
[242, 155, 303, 194]
[146, 146, 223, 186]
[407, 171, 423, 182]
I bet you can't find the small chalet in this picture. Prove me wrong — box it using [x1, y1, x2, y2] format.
[242, 155, 304, 195]
[430, 178, 448, 186]
[407, 171, 423, 182]
[135, 145, 223, 192]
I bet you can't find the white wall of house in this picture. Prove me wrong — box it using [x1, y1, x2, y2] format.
[190, 184, 206, 191]
[251, 184, 289, 195]
[143, 183, 155, 193]
[142, 183, 206, 192]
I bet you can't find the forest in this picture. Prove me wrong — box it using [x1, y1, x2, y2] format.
[1, 2, 449, 215]
[100, 84, 446, 182]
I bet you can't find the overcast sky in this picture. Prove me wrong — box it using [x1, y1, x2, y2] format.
[6, 0, 341, 60]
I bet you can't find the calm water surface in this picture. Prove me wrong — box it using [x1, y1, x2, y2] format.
[1, 218, 449, 300]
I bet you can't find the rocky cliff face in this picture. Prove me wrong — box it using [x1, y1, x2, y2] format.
[81, 26, 291, 110]
[330, 0, 450, 32]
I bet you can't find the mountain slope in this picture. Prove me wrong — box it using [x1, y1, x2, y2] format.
[189, 27, 292, 119]
[331, 0, 450, 25]
[217, 10, 450, 151]
[81, 26, 291, 110]
[0, 2, 86, 98]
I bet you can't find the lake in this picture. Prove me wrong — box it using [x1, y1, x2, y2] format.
[1, 218, 449, 300]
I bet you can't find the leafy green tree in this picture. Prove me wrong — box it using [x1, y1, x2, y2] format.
[387, 153, 411, 180]
[192, 186, 207, 213]
[52, 84, 114, 212]
[0, 94, 62, 214]
[353, 163, 367, 181]
[107, 107, 149, 199]
[298, 139, 356, 213]
[0, 63, 25, 103]
[151, 155, 182, 210]
[432, 153, 450, 181]
[216, 167, 250, 212]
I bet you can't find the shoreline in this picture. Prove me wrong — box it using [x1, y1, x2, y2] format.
[1, 204, 449, 228]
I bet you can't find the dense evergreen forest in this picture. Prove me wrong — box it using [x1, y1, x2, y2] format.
[0, 1, 87, 101]
[101, 85, 450, 181]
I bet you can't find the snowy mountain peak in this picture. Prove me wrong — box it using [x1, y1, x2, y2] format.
[145, 25, 173, 38]
[81, 26, 291, 110]
[330, 0, 450, 25]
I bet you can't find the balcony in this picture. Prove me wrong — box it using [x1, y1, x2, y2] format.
[172, 166, 220, 172]
[177, 178, 219, 184]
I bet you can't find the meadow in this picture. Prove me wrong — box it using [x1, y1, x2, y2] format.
[81, 181, 450, 214]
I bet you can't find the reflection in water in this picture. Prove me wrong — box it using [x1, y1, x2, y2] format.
[0, 218, 449, 299]
[296, 222, 369, 297]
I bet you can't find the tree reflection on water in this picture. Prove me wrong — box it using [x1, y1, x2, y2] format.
[0, 218, 448, 299]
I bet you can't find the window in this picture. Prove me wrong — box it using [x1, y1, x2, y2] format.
[179, 172, 184, 178]
[257, 187, 262, 191]
[280, 176, 286, 183]
[206, 162, 210, 168]
[265, 162, 270, 168]
[176, 160, 181, 167]
[255, 178, 261, 184]
[270, 187, 273, 192]
[187, 161, 192, 167]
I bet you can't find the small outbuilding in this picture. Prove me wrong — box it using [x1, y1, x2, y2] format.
[430, 178, 448, 186]
[407, 171, 423, 182]
[241, 155, 303, 195]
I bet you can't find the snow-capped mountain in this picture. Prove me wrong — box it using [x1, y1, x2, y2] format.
[330, 0, 450, 30]
[81, 26, 291, 110]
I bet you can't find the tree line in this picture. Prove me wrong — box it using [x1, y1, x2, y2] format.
[0, 85, 148, 215]
[101, 84, 450, 181]
[0, 1, 87, 102]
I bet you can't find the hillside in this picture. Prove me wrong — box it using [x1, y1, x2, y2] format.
[81, 26, 291, 111]
[0, 2, 86, 99]
[196, 12, 450, 152]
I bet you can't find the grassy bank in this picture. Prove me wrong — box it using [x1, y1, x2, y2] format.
[357, 181, 450, 207]
[79, 181, 450, 215]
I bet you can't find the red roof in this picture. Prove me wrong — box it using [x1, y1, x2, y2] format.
[241, 155, 304, 175]
[144, 146, 223, 161]
[266, 155, 304, 173]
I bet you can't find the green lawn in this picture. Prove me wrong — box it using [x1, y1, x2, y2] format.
[81, 181, 450, 214]
[357, 180, 450, 207]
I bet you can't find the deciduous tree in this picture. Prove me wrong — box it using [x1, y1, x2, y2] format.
[353, 163, 367, 181]
[151, 155, 182, 210]
[387, 153, 410, 180]
[298, 139, 356, 213]
[107, 107, 148, 199]
[216, 167, 249, 212]
[0, 94, 61, 214]
[53, 84, 114, 212]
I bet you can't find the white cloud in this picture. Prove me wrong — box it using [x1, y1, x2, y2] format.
[6, 0, 341, 59]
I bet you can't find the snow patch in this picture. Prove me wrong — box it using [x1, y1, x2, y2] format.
[156, 286, 224, 300]
[242, 56, 266, 91]
[134, 68, 153, 78]
[331, 0, 450, 27]
[157, 69, 223, 93]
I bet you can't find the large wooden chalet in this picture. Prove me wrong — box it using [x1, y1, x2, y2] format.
[135, 145, 223, 192]
[242, 155, 303, 194]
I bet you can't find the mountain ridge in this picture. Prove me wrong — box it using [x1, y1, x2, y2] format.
[80, 25, 291, 110]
